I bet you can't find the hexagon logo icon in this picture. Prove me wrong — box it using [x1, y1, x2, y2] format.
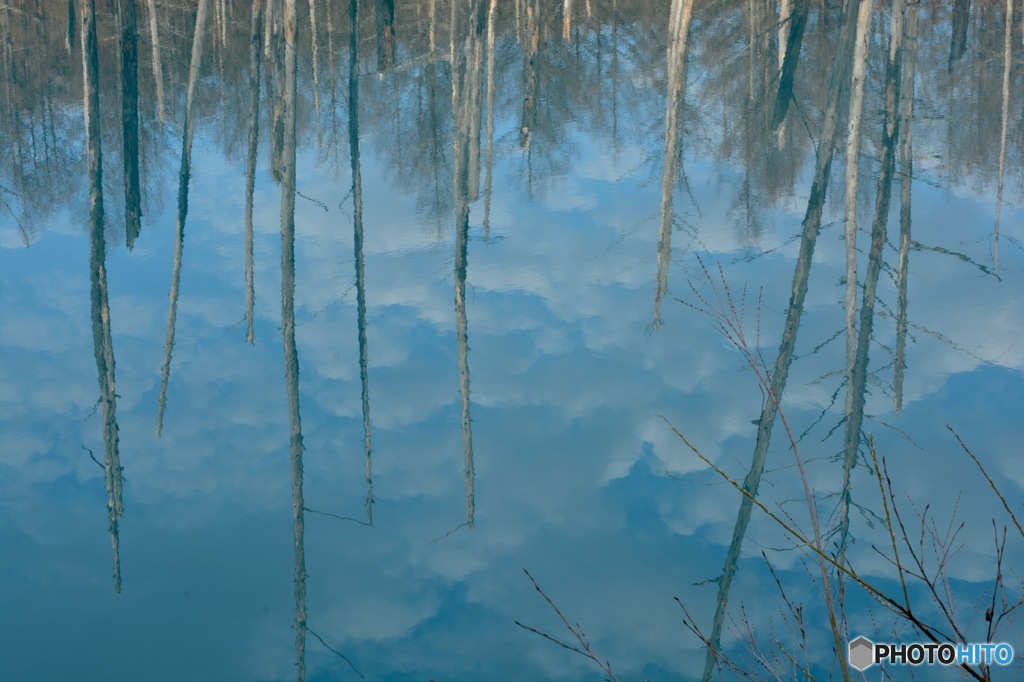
[848, 636, 875, 671]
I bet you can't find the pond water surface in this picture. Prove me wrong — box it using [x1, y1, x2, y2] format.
[1, 1, 1023, 680]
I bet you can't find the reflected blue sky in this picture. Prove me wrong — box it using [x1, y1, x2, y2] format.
[1, 1, 1023, 680]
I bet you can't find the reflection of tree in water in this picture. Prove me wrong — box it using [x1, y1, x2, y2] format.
[4, 0, 1022, 676]
[451, 0, 486, 530]
[3, 1, 1018, 243]
[82, 0, 124, 594]
[347, 0, 375, 526]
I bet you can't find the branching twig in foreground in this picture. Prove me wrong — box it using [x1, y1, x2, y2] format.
[664, 417, 987, 681]
[516, 568, 620, 682]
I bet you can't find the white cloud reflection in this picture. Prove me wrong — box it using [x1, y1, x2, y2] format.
[1, 116, 1022, 682]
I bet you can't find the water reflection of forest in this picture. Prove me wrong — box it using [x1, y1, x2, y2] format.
[3, 1, 1023, 679]
[1, 0, 1020, 242]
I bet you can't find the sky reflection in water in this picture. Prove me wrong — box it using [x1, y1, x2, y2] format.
[0, 1, 1023, 680]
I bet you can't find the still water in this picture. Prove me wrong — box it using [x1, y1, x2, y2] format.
[1, 0, 1022, 680]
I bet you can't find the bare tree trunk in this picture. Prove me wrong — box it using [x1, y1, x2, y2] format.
[82, 0, 124, 594]
[771, 0, 809, 132]
[118, 0, 142, 248]
[994, 0, 1012, 270]
[839, 0, 907, 564]
[215, 0, 226, 112]
[842, 0, 872, 421]
[653, 0, 694, 331]
[376, 0, 395, 72]
[703, 3, 864, 679]
[948, 0, 970, 72]
[348, 0, 374, 525]
[310, 0, 320, 124]
[483, 0, 497, 243]
[157, 0, 210, 438]
[280, 0, 306, 677]
[326, 0, 339, 155]
[519, 0, 540, 149]
[563, 0, 572, 42]
[270, 0, 286, 183]
[430, 0, 437, 52]
[245, 0, 264, 345]
[894, 1, 919, 414]
[452, 0, 486, 529]
[611, 0, 618, 145]
[264, 0, 275, 57]
[778, 0, 792, 80]
[144, 0, 165, 124]
[66, 0, 75, 53]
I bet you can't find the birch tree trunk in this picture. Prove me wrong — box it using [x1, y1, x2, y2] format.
[348, 0, 375, 525]
[118, 0, 142, 248]
[894, 1, 919, 414]
[245, 0, 264, 345]
[653, 0, 694, 331]
[452, 0, 486, 530]
[279, 0, 306, 677]
[703, 2, 864, 678]
[82, 0, 124, 594]
[145, 0, 165, 124]
[157, 0, 210, 438]
[842, 0, 872, 423]
[839, 0, 907, 566]
[994, 0, 1012, 270]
